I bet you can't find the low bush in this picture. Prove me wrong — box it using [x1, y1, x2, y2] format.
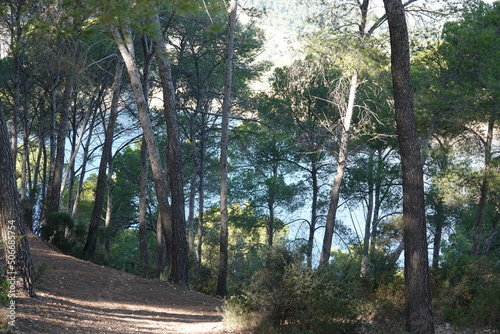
[222, 246, 361, 334]
[40, 212, 75, 252]
[435, 258, 500, 330]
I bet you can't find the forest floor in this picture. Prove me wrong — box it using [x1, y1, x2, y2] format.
[8, 233, 231, 334]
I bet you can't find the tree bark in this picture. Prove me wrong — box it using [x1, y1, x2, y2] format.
[151, 12, 189, 286]
[187, 115, 198, 261]
[110, 21, 177, 282]
[0, 106, 36, 297]
[306, 160, 319, 268]
[432, 197, 444, 269]
[361, 151, 375, 277]
[45, 75, 73, 214]
[60, 90, 101, 200]
[83, 61, 123, 259]
[483, 213, 499, 255]
[383, 0, 435, 332]
[216, 0, 238, 298]
[71, 111, 97, 218]
[471, 116, 494, 256]
[139, 137, 149, 266]
[196, 111, 207, 267]
[320, 70, 358, 266]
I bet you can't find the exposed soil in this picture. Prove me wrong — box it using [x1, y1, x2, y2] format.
[8, 233, 230, 334]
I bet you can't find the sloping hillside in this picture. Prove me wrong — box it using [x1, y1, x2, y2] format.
[12, 234, 228, 334]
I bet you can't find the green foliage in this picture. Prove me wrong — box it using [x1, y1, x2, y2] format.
[433, 258, 500, 330]
[40, 212, 75, 252]
[0, 278, 10, 306]
[104, 229, 158, 278]
[223, 246, 361, 334]
[367, 271, 407, 332]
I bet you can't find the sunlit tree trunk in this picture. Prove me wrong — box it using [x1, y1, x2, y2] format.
[216, 0, 238, 298]
[60, 90, 101, 201]
[383, 0, 434, 332]
[71, 112, 97, 219]
[361, 151, 375, 277]
[110, 21, 177, 282]
[320, 70, 358, 266]
[139, 137, 149, 266]
[104, 152, 114, 260]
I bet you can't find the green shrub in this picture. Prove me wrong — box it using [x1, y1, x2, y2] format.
[223, 246, 361, 334]
[40, 212, 75, 252]
[438, 259, 500, 330]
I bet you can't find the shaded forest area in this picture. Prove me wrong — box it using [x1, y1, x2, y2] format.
[0, 0, 499, 333]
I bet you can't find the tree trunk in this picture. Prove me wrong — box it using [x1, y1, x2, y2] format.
[306, 160, 319, 268]
[216, 0, 238, 298]
[156, 213, 167, 270]
[60, 91, 100, 200]
[432, 197, 444, 269]
[383, 0, 435, 332]
[151, 12, 189, 286]
[83, 61, 123, 259]
[471, 116, 494, 256]
[197, 111, 207, 267]
[0, 107, 36, 297]
[104, 151, 114, 260]
[71, 111, 97, 219]
[319, 70, 358, 266]
[45, 75, 73, 214]
[483, 213, 499, 255]
[361, 151, 375, 277]
[110, 22, 175, 281]
[187, 115, 198, 261]
[139, 137, 149, 266]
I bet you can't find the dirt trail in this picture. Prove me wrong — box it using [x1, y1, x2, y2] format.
[12, 234, 228, 334]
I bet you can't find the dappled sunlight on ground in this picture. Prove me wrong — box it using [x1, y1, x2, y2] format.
[12, 234, 228, 334]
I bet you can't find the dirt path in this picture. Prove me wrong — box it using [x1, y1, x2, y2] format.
[12, 234, 228, 333]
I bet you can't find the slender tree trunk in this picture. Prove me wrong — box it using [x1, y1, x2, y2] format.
[110, 22, 175, 281]
[156, 213, 167, 270]
[267, 199, 275, 247]
[139, 137, 149, 266]
[104, 153, 114, 260]
[216, 0, 238, 298]
[60, 92, 100, 199]
[483, 213, 499, 255]
[71, 112, 97, 219]
[83, 61, 123, 259]
[0, 107, 36, 297]
[471, 117, 494, 256]
[320, 70, 358, 266]
[432, 198, 444, 269]
[370, 149, 383, 254]
[187, 116, 198, 261]
[361, 158, 374, 276]
[383, 0, 434, 332]
[306, 161, 319, 268]
[197, 111, 207, 266]
[151, 12, 188, 286]
[46, 76, 73, 214]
